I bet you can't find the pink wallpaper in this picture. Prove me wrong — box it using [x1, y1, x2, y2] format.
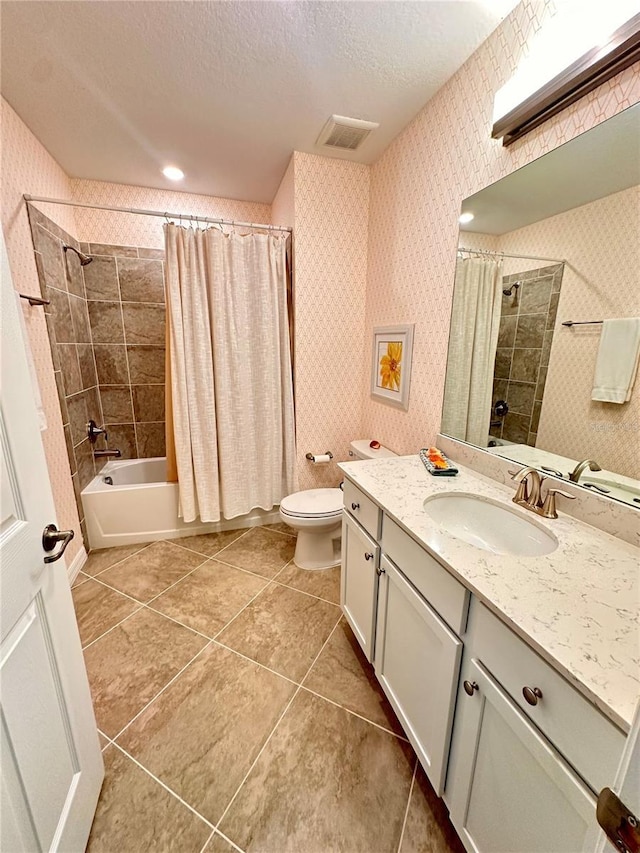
[71, 179, 271, 247]
[271, 157, 294, 228]
[497, 185, 640, 477]
[1, 97, 83, 563]
[363, 0, 640, 455]
[291, 152, 370, 490]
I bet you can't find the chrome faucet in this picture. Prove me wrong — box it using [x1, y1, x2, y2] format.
[510, 466, 575, 519]
[568, 459, 602, 483]
[94, 448, 121, 459]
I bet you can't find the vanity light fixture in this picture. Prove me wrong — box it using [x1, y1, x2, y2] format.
[492, 4, 640, 145]
[458, 212, 474, 224]
[162, 166, 185, 181]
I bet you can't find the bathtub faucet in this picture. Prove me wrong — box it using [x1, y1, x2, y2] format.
[94, 448, 122, 459]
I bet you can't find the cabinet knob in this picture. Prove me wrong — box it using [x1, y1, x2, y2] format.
[463, 680, 479, 696]
[376, 566, 385, 576]
[364, 552, 374, 561]
[351, 502, 360, 511]
[522, 686, 543, 706]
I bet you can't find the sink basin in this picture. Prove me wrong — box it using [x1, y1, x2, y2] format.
[423, 493, 558, 557]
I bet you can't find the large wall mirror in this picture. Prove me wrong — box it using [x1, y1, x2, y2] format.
[441, 103, 640, 508]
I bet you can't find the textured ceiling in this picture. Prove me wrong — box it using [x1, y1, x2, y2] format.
[460, 103, 640, 235]
[1, 0, 518, 203]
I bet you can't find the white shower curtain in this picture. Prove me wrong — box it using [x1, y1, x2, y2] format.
[441, 256, 502, 446]
[164, 224, 297, 523]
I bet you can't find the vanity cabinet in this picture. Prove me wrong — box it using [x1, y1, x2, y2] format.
[340, 512, 380, 663]
[375, 555, 462, 795]
[447, 657, 598, 853]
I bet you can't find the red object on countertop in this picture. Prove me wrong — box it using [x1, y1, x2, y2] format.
[369, 440, 381, 450]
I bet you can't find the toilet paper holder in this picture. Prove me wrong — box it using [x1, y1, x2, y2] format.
[305, 451, 333, 463]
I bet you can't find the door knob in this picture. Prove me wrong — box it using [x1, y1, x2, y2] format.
[364, 552, 374, 561]
[351, 502, 360, 511]
[463, 680, 479, 696]
[42, 524, 75, 564]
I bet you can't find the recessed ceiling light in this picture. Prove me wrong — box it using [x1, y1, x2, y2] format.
[162, 166, 184, 181]
[459, 212, 474, 224]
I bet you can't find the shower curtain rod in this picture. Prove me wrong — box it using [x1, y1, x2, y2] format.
[457, 246, 565, 264]
[23, 195, 292, 234]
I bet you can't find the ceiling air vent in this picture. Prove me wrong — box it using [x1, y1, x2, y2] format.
[316, 115, 379, 151]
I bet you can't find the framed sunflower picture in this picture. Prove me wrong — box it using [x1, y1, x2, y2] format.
[370, 324, 414, 410]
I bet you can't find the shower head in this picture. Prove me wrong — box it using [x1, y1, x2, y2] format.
[503, 281, 520, 297]
[63, 244, 93, 266]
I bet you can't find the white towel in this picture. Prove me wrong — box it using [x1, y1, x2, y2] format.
[591, 317, 640, 404]
[14, 293, 47, 430]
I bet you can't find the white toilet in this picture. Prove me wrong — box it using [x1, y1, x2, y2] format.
[279, 439, 397, 570]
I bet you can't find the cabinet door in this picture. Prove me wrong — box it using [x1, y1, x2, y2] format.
[340, 513, 380, 662]
[447, 658, 597, 853]
[375, 556, 462, 796]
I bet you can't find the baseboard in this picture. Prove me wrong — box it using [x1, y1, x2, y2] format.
[67, 544, 88, 585]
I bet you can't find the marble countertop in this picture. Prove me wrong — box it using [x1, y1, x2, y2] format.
[338, 455, 640, 732]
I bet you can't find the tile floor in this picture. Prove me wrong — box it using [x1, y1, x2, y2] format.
[72, 524, 464, 853]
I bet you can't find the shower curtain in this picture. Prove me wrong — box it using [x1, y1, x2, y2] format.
[164, 224, 297, 523]
[441, 256, 502, 446]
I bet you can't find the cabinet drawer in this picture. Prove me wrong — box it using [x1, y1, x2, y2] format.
[381, 515, 469, 636]
[343, 479, 381, 540]
[469, 601, 625, 794]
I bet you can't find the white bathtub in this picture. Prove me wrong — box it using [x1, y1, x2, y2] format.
[81, 457, 280, 550]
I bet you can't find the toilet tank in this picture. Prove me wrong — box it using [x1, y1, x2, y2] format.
[349, 440, 397, 460]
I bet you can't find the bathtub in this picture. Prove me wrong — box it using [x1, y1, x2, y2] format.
[81, 457, 280, 550]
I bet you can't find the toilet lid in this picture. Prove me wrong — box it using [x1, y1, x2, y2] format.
[280, 488, 343, 518]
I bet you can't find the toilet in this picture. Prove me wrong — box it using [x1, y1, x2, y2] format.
[279, 439, 397, 570]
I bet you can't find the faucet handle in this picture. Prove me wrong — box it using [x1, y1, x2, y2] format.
[509, 469, 529, 504]
[541, 487, 576, 519]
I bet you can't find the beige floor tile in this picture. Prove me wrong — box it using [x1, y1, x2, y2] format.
[117, 644, 296, 824]
[71, 571, 90, 588]
[219, 690, 415, 853]
[304, 618, 404, 735]
[84, 543, 149, 576]
[97, 540, 206, 602]
[263, 522, 296, 537]
[72, 579, 141, 647]
[275, 562, 340, 604]
[170, 528, 247, 557]
[205, 832, 239, 852]
[152, 560, 268, 637]
[83, 608, 208, 737]
[217, 527, 295, 578]
[86, 746, 211, 853]
[217, 583, 340, 681]
[400, 765, 466, 853]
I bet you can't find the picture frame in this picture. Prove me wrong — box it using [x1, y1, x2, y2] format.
[370, 324, 414, 410]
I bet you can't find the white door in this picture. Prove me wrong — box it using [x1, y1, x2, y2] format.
[590, 699, 640, 853]
[340, 512, 380, 662]
[374, 556, 462, 797]
[0, 234, 103, 851]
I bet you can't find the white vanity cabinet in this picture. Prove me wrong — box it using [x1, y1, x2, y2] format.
[375, 555, 462, 795]
[446, 601, 625, 853]
[447, 657, 597, 853]
[340, 511, 380, 663]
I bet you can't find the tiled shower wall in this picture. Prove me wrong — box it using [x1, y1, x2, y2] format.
[80, 241, 166, 460]
[28, 205, 104, 544]
[491, 264, 564, 446]
[28, 209, 166, 546]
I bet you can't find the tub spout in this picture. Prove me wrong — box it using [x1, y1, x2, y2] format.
[94, 448, 122, 459]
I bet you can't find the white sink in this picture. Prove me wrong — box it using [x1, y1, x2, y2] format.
[423, 493, 558, 557]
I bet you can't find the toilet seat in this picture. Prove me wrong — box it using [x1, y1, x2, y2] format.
[280, 488, 343, 519]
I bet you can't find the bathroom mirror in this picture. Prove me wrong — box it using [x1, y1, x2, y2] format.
[441, 103, 640, 508]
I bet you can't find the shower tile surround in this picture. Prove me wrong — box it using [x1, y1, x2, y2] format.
[73, 524, 463, 853]
[28, 207, 167, 535]
[491, 264, 564, 447]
